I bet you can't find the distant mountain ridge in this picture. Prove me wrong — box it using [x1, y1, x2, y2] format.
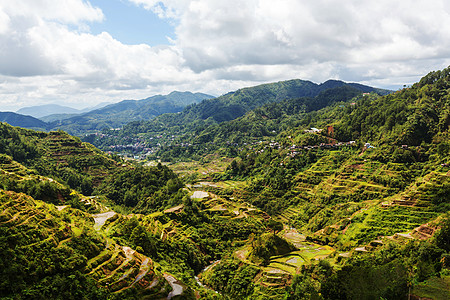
[2, 81, 389, 135]
[49, 91, 214, 134]
[16, 104, 81, 118]
[151, 79, 391, 126]
[0, 112, 48, 130]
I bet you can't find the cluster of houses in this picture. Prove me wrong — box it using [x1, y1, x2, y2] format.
[89, 130, 183, 159]
[240, 139, 358, 158]
[94, 125, 386, 162]
[287, 141, 357, 158]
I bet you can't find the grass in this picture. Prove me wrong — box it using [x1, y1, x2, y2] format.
[412, 275, 450, 300]
[264, 241, 334, 275]
[167, 155, 233, 179]
[266, 262, 297, 274]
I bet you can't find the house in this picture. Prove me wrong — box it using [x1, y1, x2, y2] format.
[304, 127, 322, 133]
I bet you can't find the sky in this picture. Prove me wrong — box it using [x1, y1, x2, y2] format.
[1, 0, 450, 111]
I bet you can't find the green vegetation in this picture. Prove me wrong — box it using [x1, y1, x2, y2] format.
[0, 112, 48, 130]
[95, 164, 183, 209]
[85, 79, 389, 160]
[49, 91, 214, 135]
[1, 67, 450, 299]
[249, 233, 296, 265]
[0, 190, 109, 299]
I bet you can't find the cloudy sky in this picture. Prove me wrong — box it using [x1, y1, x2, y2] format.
[1, 0, 450, 111]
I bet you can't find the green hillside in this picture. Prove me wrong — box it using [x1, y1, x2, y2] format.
[49, 91, 214, 135]
[1, 67, 449, 299]
[0, 112, 48, 131]
[87, 80, 390, 159]
[155, 79, 390, 124]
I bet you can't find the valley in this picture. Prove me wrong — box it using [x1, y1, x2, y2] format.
[0, 68, 449, 299]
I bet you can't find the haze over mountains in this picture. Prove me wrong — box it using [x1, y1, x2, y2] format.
[16, 103, 105, 118]
[1, 91, 214, 133]
[0, 80, 389, 135]
[0, 112, 48, 129]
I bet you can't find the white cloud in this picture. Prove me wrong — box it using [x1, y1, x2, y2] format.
[129, 0, 450, 85]
[0, 0, 104, 24]
[1, 0, 450, 111]
[175, 0, 450, 70]
[0, 0, 198, 110]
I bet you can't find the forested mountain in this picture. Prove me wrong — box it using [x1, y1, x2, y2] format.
[145, 79, 390, 125]
[48, 91, 214, 135]
[0, 112, 48, 130]
[1, 67, 450, 299]
[86, 80, 390, 157]
[2, 92, 213, 135]
[3, 81, 387, 136]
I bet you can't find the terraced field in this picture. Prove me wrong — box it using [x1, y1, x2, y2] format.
[40, 131, 122, 184]
[0, 189, 186, 299]
[180, 152, 448, 297]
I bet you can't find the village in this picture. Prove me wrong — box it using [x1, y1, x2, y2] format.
[91, 126, 367, 162]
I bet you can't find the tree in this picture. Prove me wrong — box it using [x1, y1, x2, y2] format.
[266, 219, 283, 236]
[434, 214, 450, 252]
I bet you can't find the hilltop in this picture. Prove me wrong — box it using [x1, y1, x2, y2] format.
[48, 91, 214, 135]
[0, 112, 48, 130]
[0, 92, 214, 136]
[86, 79, 390, 158]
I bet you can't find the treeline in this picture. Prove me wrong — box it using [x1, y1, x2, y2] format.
[335, 67, 450, 145]
[95, 163, 184, 210]
[85, 80, 389, 161]
[287, 215, 450, 300]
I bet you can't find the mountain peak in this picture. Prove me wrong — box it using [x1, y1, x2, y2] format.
[17, 104, 81, 119]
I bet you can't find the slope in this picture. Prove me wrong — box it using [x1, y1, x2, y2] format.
[49, 91, 214, 135]
[0, 131, 270, 299]
[147, 78, 390, 125]
[0, 188, 181, 299]
[157, 67, 450, 298]
[0, 112, 48, 130]
[0, 122, 124, 196]
[17, 104, 82, 119]
[87, 81, 390, 159]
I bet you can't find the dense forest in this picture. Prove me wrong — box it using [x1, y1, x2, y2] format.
[86, 82, 389, 161]
[1, 67, 449, 299]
